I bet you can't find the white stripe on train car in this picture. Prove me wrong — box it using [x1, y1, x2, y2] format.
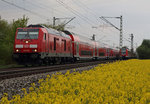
[15, 44, 23, 48]
[30, 44, 37, 48]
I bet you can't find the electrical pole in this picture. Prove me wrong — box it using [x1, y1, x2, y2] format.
[131, 34, 134, 53]
[53, 17, 75, 28]
[92, 34, 95, 41]
[53, 17, 56, 27]
[120, 16, 123, 49]
[100, 15, 123, 49]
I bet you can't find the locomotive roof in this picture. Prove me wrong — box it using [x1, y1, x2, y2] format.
[27, 24, 70, 39]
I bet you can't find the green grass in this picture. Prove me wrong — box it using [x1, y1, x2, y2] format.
[0, 64, 23, 69]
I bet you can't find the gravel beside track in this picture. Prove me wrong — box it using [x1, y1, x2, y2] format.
[0, 60, 114, 80]
[0, 65, 97, 99]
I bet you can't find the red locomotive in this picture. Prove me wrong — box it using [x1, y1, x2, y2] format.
[13, 24, 121, 65]
[13, 25, 72, 65]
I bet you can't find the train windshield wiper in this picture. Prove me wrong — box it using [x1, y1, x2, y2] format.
[25, 34, 31, 39]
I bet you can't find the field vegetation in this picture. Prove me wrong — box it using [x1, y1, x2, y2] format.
[1, 59, 150, 104]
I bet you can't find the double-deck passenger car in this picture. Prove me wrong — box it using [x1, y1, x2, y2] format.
[63, 31, 97, 61]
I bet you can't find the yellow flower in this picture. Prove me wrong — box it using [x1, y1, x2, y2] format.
[1, 59, 150, 104]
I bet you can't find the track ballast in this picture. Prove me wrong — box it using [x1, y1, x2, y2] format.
[0, 60, 116, 81]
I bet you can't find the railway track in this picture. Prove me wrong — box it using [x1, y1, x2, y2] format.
[0, 60, 115, 81]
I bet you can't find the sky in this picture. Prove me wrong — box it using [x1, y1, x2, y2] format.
[0, 0, 150, 50]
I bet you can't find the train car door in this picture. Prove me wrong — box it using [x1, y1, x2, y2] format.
[97, 48, 98, 57]
[62, 39, 66, 53]
[93, 46, 95, 57]
[106, 48, 109, 58]
[43, 33, 46, 53]
[48, 34, 49, 53]
[54, 37, 59, 54]
[76, 42, 79, 57]
[45, 33, 49, 53]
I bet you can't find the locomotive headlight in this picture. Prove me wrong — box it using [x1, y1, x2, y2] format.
[32, 49, 37, 52]
[25, 41, 29, 43]
[16, 49, 20, 52]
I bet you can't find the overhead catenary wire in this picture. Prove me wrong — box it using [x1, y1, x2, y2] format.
[54, 0, 112, 42]
[106, 27, 137, 48]
[54, 0, 97, 37]
[106, 27, 131, 43]
[70, 0, 115, 38]
[3, 0, 89, 37]
[72, 0, 120, 37]
[25, 0, 69, 18]
[25, 0, 93, 38]
[71, 0, 100, 24]
[54, 0, 96, 26]
[43, 0, 137, 49]
[1, 0, 49, 20]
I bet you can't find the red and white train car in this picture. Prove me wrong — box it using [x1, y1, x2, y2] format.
[97, 47, 107, 59]
[63, 31, 97, 61]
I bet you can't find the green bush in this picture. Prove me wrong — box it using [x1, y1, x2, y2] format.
[0, 15, 29, 65]
[136, 39, 150, 59]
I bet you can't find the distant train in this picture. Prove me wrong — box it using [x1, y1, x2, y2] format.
[120, 47, 136, 59]
[13, 25, 136, 65]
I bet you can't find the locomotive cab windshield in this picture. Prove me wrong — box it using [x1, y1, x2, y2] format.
[17, 29, 39, 39]
[121, 48, 127, 55]
[14, 28, 40, 54]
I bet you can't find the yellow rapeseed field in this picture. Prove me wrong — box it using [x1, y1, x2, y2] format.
[1, 59, 150, 104]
